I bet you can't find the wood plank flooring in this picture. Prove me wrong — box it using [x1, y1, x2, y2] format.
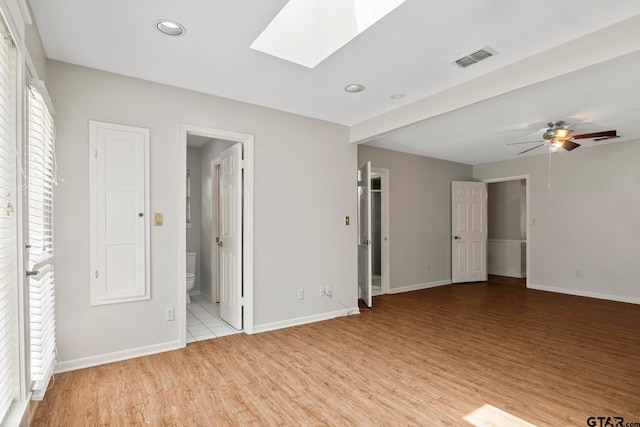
[32, 281, 640, 426]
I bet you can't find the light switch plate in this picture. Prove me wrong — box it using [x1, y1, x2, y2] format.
[345, 216, 350, 226]
[154, 213, 163, 226]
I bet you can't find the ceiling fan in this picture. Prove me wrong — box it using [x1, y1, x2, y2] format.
[508, 120, 619, 155]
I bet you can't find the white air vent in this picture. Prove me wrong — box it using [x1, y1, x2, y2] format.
[453, 46, 497, 68]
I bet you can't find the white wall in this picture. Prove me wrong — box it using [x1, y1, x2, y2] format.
[186, 148, 201, 292]
[358, 145, 473, 289]
[49, 60, 358, 364]
[199, 139, 235, 302]
[474, 139, 640, 303]
[487, 240, 526, 278]
[488, 180, 525, 240]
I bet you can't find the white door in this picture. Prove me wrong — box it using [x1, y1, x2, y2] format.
[219, 143, 243, 329]
[451, 181, 488, 283]
[358, 162, 372, 307]
[90, 121, 150, 305]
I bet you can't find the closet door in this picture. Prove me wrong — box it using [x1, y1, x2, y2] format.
[89, 121, 150, 305]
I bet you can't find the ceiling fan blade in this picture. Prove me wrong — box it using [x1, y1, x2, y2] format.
[572, 130, 617, 140]
[506, 140, 543, 145]
[517, 144, 545, 155]
[562, 140, 581, 151]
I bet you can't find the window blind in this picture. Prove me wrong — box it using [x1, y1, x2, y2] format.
[27, 79, 56, 399]
[0, 29, 18, 421]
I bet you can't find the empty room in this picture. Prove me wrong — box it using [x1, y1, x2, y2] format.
[1, 0, 639, 426]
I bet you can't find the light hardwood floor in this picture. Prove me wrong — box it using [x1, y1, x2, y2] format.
[32, 281, 640, 426]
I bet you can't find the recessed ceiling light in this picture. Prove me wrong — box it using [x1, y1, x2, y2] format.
[155, 19, 186, 36]
[345, 84, 365, 93]
[390, 93, 405, 99]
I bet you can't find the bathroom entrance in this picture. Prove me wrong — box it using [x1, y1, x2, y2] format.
[180, 124, 255, 345]
[370, 167, 390, 296]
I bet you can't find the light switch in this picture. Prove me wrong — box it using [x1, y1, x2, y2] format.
[154, 213, 163, 226]
[345, 216, 350, 226]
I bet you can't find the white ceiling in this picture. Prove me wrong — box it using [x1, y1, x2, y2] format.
[368, 51, 640, 164]
[30, 0, 640, 164]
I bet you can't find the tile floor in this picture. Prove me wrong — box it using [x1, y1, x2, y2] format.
[186, 294, 241, 343]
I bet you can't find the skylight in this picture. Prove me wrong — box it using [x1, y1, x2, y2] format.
[250, 0, 406, 69]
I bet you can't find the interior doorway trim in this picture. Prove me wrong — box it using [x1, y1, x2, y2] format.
[481, 175, 530, 286]
[372, 167, 390, 294]
[178, 124, 255, 346]
[211, 157, 221, 304]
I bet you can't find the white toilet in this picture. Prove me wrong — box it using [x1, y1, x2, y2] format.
[186, 252, 197, 304]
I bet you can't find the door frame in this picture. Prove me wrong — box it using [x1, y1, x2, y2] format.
[178, 124, 254, 346]
[481, 175, 530, 285]
[371, 167, 390, 294]
[211, 158, 221, 303]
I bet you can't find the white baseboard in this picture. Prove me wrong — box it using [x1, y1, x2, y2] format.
[387, 279, 451, 294]
[188, 290, 201, 296]
[253, 307, 360, 334]
[54, 340, 183, 374]
[199, 292, 212, 302]
[488, 270, 526, 279]
[528, 283, 640, 305]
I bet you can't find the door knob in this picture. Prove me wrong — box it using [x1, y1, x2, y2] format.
[138, 213, 143, 217]
[26, 270, 40, 276]
[218, 241, 223, 247]
[453, 236, 461, 240]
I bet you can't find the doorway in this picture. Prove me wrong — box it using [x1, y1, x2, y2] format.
[179, 124, 254, 346]
[371, 168, 390, 295]
[483, 176, 529, 285]
[185, 137, 241, 342]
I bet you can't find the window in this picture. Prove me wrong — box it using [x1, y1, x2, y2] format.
[0, 25, 19, 422]
[27, 79, 56, 399]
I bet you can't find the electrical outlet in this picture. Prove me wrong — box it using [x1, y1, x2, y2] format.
[575, 269, 583, 278]
[297, 289, 304, 300]
[326, 286, 332, 297]
[427, 264, 431, 271]
[165, 307, 175, 321]
[319, 286, 326, 297]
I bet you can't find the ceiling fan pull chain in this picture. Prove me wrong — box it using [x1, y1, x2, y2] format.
[547, 148, 552, 204]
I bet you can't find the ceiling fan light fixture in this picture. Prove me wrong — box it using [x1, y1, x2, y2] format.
[512, 120, 614, 156]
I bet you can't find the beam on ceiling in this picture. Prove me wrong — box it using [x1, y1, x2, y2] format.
[350, 14, 640, 144]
